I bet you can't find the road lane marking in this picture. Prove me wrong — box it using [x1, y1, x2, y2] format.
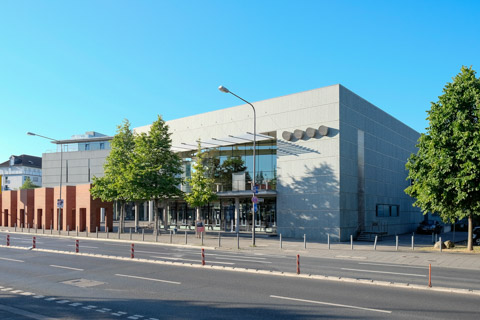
[69, 303, 82, 307]
[208, 253, 267, 260]
[211, 256, 272, 264]
[0, 257, 24, 263]
[135, 250, 169, 254]
[358, 262, 427, 269]
[150, 256, 235, 265]
[50, 264, 84, 271]
[56, 300, 70, 304]
[67, 245, 98, 249]
[270, 295, 392, 314]
[115, 273, 181, 285]
[341, 268, 426, 277]
[33, 295, 45, 299]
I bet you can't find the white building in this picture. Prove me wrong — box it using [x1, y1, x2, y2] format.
[0, 155, 42, 191]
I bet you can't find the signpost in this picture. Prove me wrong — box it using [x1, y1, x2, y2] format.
[57, 199, 64, 208]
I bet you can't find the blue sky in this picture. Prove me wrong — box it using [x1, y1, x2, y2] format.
[1, 0, 479, 161]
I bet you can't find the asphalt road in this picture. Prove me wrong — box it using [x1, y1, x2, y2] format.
[0, 246, 479, 319]
[2, 233, 480, 291]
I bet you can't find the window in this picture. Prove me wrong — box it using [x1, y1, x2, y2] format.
[100, 143, 104, 150]
[85, 144, 90, 151]
[376, 204, 399, 217]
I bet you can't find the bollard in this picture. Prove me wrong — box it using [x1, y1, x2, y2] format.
[7, 235, 10, 246]
[185, 231, 188, 245]
[396, 235, 399, 251]
[328, 233, 330, 250]
[435, 233, 438, 243]
[155, 229, 158, 242]
[131, 243, 134, 258]
[22, 224, 23, 232]
[75, 239, 79, 253]
[350, 235, 353, 250]
[86, 227, 88, 237]
[51, 224, 53, 235]
[374, 235, 378, 250]
[35, 225, 37, 233]
[28, 224, 30, 233]
[33, 236, 36, 249]
[201, 248, 205, 266]
[107, 227, 109, 239]
[130, 228, 132, 240]
[412, 234, 415, 250]
[201, 231, 204, 246]
[15, 224, 17, 232]
[237, 233, 239, 250]
[304, 234, 306, 250]
[428, 264, 432, 287]
[67, 225, 70, 236]
[76, 226, 79, 237]
[439, 237, 442, 252]
[296, 254, 300, 274]
[96, 227, 98, 238]
[142, 229, 145, 241]
[280, 233, 282, 249]
[43, 225, 45, 234]
[432, 232, 434, 244]
[118, 227, 120, 239]
[170, 230, 173, 244]
[218, 232, 221, 247]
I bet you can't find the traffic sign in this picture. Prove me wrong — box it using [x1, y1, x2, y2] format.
[57, 199, 64, 208]
[252, 196, 258, 204]
[253, 185, 259, 194]
[254, 203, 258, 212]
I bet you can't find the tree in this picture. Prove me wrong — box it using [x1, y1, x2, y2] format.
[131, 115, 183, 233]
[184, 141, 217, 235]
[405, 66, 480, 250]
[20, 177, 40, 189]
[91, 119, 136, 232]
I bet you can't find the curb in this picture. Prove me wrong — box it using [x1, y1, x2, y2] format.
[1, 244, 479, 297]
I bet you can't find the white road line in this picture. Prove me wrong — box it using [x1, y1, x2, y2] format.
[211, 256, 272, 264]
[10, 290, 23, 293]
[208, 253, 267, 260]
[45, 298, 57, 301]
[358, 262, 427, 269]
[33, 295, 45, 299]
[20, 292, 35, 296]
[0, 257, 24, 263]
[50, 264, 84, 271]
[1, 288, 13, 291]
[69, 303, 82, 307]
[115, 273, 181, 285]
[341, 268, 426, 277]
[135, 250, 169, 254]
[270, 295, 392, 314]
[56, 300, 70, 304]
[150, 256, 235, 265]
[67, 245, 98, 249]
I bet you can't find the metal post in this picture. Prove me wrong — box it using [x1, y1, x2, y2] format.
[201, 231, 204, 246]
[33, 236, 36, 249]
[96, 227, 98, 238]
[155, 229, 158, 242]
[107, 227, 109, 239]
[350, 235, 353, 250]
[237, 232, 239, 249]
[129, 228, 132, 240]
[50, 224, 53, 235]
[304, 234, 306, 250]
[428, 264, 432, 287]
[28, 224, 30, 233]
[280, 233, 282, 249]
[7, 235, 10, 246]
[327, 233, 330, 250]
[185, 231, 188, 245]
[411, 234, 415, 250]
[43, 225, 45, 234]
[76, 226, 78, 237]
[131, 243, 134, 259]
[296, 254, 300, 274]
[35, 224, 37, 233]
[86, 227, 88, 237]
[439, 236, 442, 252]
[67, 225, 69, 236]
[218, 232, 221, 247]
[432, 232, 434, 244]
[374, 235, 378, 250]
[396, 235, 399, 251]
[118, 226, 120, 239]
[14, 224, 17, 232]
[75, 239, 79, 253]
[170, 230, 173, 244]
[142, 229, 145, 241]
[21, 224, 23, 232]
[201, 248, 205, 266]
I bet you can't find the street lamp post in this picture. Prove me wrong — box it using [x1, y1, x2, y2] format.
[218, 86, 257, 246]
[27, 132, 63, 231]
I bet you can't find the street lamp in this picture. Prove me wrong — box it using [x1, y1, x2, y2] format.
[218, 86, 258, 246]
[27, 132, 63, 231]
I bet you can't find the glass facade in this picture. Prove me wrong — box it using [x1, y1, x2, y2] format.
[168, 139, 277, 233]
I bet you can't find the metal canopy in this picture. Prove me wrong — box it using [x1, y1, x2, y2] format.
[171, 132, 275, 153]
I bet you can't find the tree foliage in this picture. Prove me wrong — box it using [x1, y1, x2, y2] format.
[405, 66, 480, 250]
[20, 177, 40, 189]
[184, 142, 217, 219]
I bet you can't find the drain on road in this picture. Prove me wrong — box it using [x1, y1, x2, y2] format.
[62, 279, 105, 288]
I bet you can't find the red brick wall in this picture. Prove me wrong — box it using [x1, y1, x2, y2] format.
[2, 191, 18, 227]
[53, 186, 76, 231]
[34, 188, 54, 229]
[18, 189, 35, 228]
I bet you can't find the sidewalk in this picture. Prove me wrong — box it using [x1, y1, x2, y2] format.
[1, 223, 479, 271]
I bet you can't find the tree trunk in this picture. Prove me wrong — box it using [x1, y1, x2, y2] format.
[163, 201, 168, 231]
[467, 215, 473, 251]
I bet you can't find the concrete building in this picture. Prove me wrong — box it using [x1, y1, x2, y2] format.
[41, 85, 422, 241]
[0, 154, 42, 191]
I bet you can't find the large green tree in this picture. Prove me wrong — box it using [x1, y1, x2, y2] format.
[184, 142, 217, 232]
[131, 115, 183, 233]
[405, 66, 480, 250]
[91, 119, 136, 232]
